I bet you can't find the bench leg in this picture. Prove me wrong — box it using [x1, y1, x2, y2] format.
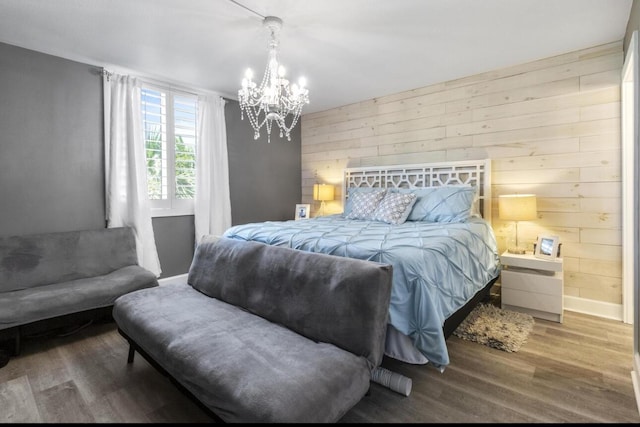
[127, 344, 135, 363]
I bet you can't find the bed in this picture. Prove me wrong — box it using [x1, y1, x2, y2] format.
[222, 159, 501, 370]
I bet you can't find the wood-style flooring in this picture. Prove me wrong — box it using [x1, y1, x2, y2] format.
[0, 309, 639, 423]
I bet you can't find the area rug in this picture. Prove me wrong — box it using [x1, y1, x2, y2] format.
[453, 303, 535, 352]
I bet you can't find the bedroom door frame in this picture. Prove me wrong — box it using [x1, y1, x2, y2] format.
[622, 31, 637, 327]
[622, 29, 640, 413]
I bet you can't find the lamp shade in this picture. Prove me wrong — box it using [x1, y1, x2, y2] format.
[313, 184, 335, 202]
[498, 194, 537, 221]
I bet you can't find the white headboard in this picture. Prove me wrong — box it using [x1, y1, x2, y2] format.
[343, 159, 492, 223]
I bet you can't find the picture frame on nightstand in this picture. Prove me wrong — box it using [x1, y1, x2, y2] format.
[295, 204, 310, 220]
[534, 235, 560, 260]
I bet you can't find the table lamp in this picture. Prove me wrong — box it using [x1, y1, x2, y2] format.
[498, 194, 537, 254]
[313, 184, 335, 216]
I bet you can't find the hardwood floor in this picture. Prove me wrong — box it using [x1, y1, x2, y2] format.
[0, 310, 639, 423]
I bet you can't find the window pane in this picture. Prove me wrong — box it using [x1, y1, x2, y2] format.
[174, 95, 197, 199]
[141, 87, 197, 211]
[142, 88, 168, 200]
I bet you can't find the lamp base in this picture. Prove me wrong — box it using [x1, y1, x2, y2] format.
[507, 246, 527, 255]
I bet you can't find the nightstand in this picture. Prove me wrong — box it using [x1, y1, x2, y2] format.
[500, 251, 564, 323]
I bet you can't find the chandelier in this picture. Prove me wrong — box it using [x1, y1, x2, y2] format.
[238, 16, 309, 143]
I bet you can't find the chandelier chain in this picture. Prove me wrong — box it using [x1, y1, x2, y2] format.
[227, 0, 264, 19]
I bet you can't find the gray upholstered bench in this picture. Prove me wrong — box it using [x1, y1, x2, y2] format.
[0, 227, 159, 355]
[113, 236, 393, 423]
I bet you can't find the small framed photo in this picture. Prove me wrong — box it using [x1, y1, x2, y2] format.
[534, 235, 560, 260]
[295, 204, 310, 220]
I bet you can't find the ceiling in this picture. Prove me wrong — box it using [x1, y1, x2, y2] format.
[0, 0, 633, 115]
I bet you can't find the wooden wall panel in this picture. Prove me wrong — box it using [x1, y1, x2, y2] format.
[301, 41, 624, 307]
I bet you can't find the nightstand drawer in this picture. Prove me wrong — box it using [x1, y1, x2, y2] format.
[501, 269, 563, 296]
[502, 287, 563, 314]
[500, 253, 563, 272]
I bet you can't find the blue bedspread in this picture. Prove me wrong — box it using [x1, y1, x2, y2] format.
[222, 215, 501, 368]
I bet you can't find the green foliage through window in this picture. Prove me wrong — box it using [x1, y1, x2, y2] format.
[142, 88, 197, 203]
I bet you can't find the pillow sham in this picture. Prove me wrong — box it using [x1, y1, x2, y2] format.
[371, 192, 417, 225]
[394, 185, 477, 223]
[343, 187, 385, 217]
[345, 190, 387, 220]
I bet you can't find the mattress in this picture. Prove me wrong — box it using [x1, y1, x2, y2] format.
[222, 214, 501, 368]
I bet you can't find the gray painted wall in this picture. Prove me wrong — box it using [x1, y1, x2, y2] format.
[0, 42, 302, 278]
[225, 99, 302, 225]
[0, 42, 105, 236]
[152, 215, 195, 276]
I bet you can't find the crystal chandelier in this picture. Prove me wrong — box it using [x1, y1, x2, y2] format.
[238, 16, 309, 143]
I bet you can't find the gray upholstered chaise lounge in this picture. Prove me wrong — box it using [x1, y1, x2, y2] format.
[113, 235, 393, 423]
[0, 227, 159, 355]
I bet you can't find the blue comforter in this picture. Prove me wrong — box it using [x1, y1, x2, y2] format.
[222, 215, 501, 368]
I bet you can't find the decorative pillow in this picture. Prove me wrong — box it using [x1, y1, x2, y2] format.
[371, 192, 417, 225]
[343, 187, 385, 217]
[402, 185, 477, 223]
[345, 190, 386, 220]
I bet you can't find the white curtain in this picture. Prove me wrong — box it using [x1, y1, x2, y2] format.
[103, 72, 162, 277]
[195, 95, 232, 243]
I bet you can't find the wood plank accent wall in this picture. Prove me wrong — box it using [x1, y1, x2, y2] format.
[301, 41, 623, 307]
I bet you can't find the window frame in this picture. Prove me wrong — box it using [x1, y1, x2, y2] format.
[141, 83, 198, 218]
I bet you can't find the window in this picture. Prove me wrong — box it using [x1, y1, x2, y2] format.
[141, 86, 198, 216]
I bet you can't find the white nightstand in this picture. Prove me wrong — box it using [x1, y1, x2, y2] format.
[500, 251, 564, 323]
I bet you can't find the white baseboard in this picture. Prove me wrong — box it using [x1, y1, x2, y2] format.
[495, 283, 625, 322]
[563, 295, 623, 322]
[158, 273, 188, 286]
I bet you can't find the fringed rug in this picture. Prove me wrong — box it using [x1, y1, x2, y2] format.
[453, 303, 535, 352]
